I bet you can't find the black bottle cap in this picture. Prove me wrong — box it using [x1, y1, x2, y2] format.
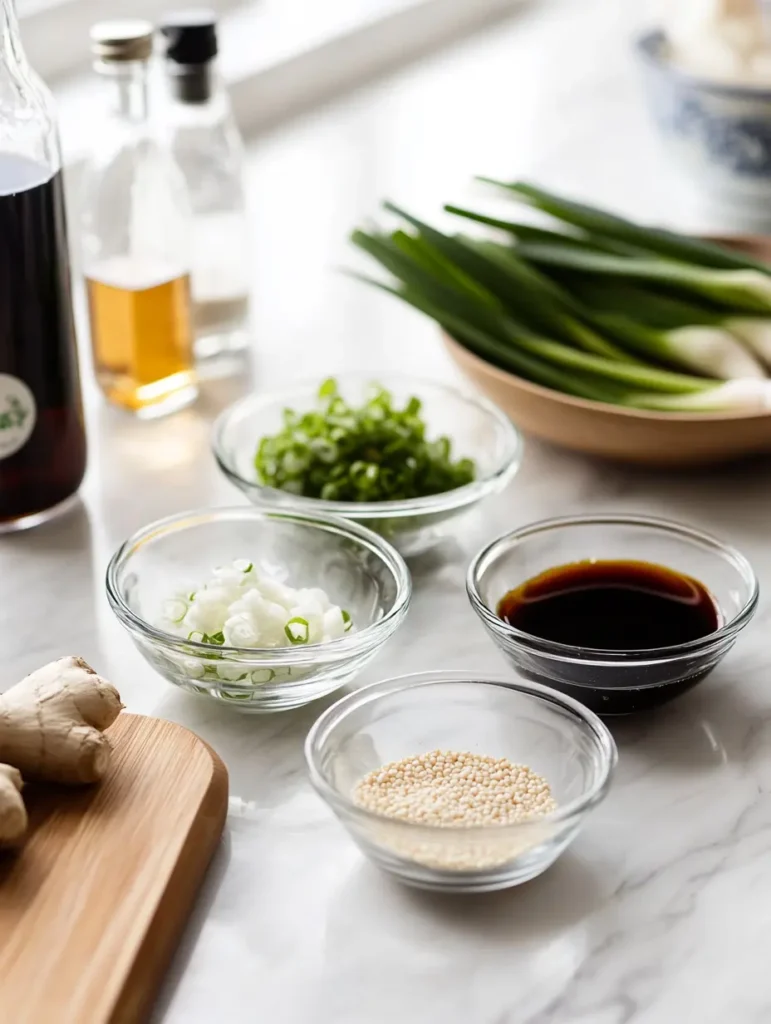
[160, 9, 218, 64]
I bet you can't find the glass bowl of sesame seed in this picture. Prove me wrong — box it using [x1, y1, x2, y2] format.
[305, 671, 616, 893]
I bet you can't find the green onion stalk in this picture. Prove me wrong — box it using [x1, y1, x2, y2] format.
[451, 184, 771, 372]
[479, 178, 771, 274]
[351, 226, 731, 409]
[540, 276, 767, 380]
[349, 194, 771, 414]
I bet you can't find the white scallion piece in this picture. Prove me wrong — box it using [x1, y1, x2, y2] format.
[159, 560, 353, 649]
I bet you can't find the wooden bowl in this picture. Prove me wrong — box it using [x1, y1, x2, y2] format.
[444, 235, 771, 467]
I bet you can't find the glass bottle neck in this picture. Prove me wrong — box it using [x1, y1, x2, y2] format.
[166, 61, 220, 106]
[101, 61, 149, 123]
[2, 0, 27, 75]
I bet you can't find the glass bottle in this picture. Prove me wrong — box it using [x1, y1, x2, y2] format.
[81, 20, 197, 417]
[0, 0, 87, 531]
[160, 11, 250, 369]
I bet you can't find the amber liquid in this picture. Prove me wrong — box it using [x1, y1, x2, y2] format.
[497, 560, 719, 651]
[86, 265, 197, 415]
[0, 156, 86, 526]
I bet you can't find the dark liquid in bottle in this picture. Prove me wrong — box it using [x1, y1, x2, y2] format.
[0, 155, 86, 525]
[497, 560, 719, 650]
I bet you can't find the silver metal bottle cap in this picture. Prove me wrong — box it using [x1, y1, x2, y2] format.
[90, 20, 154, 62]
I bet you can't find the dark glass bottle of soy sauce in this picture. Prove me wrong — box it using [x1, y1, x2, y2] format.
[0, 0, 86, 532]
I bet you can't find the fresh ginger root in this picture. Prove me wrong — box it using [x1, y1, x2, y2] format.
[0, 764, 26, 846]
[0, 657, 124, 784]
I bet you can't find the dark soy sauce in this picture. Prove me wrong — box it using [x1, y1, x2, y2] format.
[0, 154, 86, 524]
[497, 560, 719, 651]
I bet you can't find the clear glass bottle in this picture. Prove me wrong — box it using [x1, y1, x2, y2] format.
[160, 11, 250, 368]
[81, 20, 197, 417]
[0, 0, 87, 531]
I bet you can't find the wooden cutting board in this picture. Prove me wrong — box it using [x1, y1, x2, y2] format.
[0, 713, 228, 1024]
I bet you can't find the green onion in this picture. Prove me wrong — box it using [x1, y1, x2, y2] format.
[352, 227, 714, 394]
[445, 204, 641, 256]
[384, 203, 627, 360]
[342, 609, 353, 632]
[551, 278, 765, 379]
[724, 318, 771, 369]
[593, 315, 764, 379]
[626, 379, 771, 412]
[481, 179, 771, 274]
[540, 276, 718, 329]
[285, 617, 310, 644]
[458, 236, 632, 361]
[254, 374, 476, 501]
[510, 241, 771, 314]
[350, 185, 771, 414]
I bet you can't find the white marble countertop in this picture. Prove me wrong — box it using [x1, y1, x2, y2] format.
[4, 1, 771, 1021]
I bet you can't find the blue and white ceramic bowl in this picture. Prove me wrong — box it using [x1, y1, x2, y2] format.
[637, 29, 771, 216]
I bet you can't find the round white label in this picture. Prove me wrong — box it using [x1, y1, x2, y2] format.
[0, 374, 36, 460]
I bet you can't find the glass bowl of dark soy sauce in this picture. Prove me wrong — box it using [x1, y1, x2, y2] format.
[467, 515, 759, 715]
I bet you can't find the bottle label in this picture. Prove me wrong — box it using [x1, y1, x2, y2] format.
[0, 374, 36, 460]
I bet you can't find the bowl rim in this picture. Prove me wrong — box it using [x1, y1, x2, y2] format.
[105, 506, 412, 663]
[466, 513, 759, 661]
[210, 372, 524, 519]
[636, 28, 771, 102]
[444, 333, 771, 426]
[305, 671, 618, 830]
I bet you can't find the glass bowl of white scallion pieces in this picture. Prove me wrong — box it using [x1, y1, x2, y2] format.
[211, 375, 523, 558]
[105, 508, 411, 712]
[305, 672, 617, 893]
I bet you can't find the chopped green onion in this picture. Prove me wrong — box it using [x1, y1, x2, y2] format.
[254, 376, 475, 501]
[342, 609, 353, 632]
[163, 598, 188, 624]
[285, 617, 310, 645]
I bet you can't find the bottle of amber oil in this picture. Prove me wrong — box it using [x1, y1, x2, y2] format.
[81, 20, 197, 417]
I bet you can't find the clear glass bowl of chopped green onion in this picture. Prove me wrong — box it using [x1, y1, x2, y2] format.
[105, 507, 411, 712]
[305, 671, 616, 892]
[211, 375, 523, 557]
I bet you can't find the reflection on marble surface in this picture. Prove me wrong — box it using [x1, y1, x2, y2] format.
[3, 0, 771, 1020]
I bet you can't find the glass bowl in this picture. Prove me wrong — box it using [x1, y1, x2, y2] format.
[305, 671, 616, 892]
[105, 507, 411, 712]
[468, 514, 759, 715]
[211, 375, 523, 557]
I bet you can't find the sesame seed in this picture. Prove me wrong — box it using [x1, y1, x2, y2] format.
[352, 750, 556, 829]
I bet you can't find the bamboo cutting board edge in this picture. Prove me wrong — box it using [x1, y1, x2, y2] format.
[110, 716, 229, 1024]
[0, 713, 229, 1024]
